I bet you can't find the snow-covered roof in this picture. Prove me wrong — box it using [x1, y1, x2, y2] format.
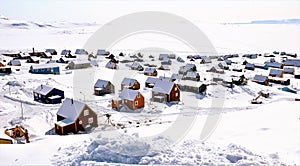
[94, 79, 110, 88]
[145, 77, 159, 84]
[218, 61, 228, 68]
[55, 118, 74, 127]
[105, 61, 116, 68]
[269, 69, 283, 77]
[96, 49, 109, 55]
[245, 63, 254, 68]
[131, 62, 142, 69]
[171, 74, 183, 80]
[61, 50, 71, 55]
[265, 62, 282, 68]
[45, 49, 56, 53]
[121, 77, 137, 86]
[200, 56, 212, 63]
[253, 75, 268, 83]
[185, 71, 198, 78]
[119, 89, 139, 101]
[30, 63, 59, 69]
[283, 67, 294, 73]
[152, 80, 175, 94]
[30, 56, 40, 61]
[9, 59, 21, 65]
[71, 59, 90, 65]
[33, 84, 54, 95]
[56, 98, 86, 121]
[75, 49, 87, 55]
[159, 76, 171, 82]
[144, 67, 156, 73]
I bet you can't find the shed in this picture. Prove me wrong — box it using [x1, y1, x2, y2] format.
[152, 80, 180, 102]
[33, 84, 64, 104]
[55, 98, 98, 135]
[121, 77, 140, 90]
[94, 79, 115, 95]
[29, 63, 60, 74]
[161, 58, 172, 65]
[218, 61, 229, 70]
[183, 71, 200, 81]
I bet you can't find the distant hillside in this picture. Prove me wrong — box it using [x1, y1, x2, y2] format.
[231, 19, 300, 25]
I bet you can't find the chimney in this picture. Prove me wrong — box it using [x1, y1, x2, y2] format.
[41, 84, 43, 89]
[71, 98, 74, 104]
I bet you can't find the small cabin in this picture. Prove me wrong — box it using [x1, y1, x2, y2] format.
[284, 59, 300, 67]
[121, 78, 140, 90]
[0, 67, 12, 74]
[55, 98, 98, 135]
[158, 65, 170, 70]
[45, 49, 57, 55]
[130, 62, 144, 71]
[66, 60, 91, 69]
[161, 58, 172, 65]
[33, 84, 64, 104]
[75, 49, 88, 55]
[171, 74, 183, 82]
[27, 56, 40, 63]
[29, 63, 60, 74]
[105, 61, 117, 69]
[265, 62, 283, 69]
[152, 80, 180, 103]
[178, 80, 207, 94]
[183, 71, 200, 81]
[96, 49, 110, 56]
[269, 69, 283, 78]
[179, 64, 197, 75]
[112, 89, 144, 110]
[177, 57, 185, 63]
[283, 67, 295, 75]
[243, 54, 257, 59]
[200, 56, 212, 64]
[144, 68, 158, 76]
[159, 54, 168, 60]
[254, 63, 268, 70]
[94, 79, 115, 95]
[206, 66, 224, 74]
[218, 61, 229, 70]
[8, 59, 21, 66]
[245, 63, 255, 70]
[253, 75, 269, 85]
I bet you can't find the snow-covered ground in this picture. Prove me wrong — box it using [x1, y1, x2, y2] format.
[0, 15, 299, 165]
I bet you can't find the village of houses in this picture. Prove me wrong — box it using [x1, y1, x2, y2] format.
[0, 47, 299, 144]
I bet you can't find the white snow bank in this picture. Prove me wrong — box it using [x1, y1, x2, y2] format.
[52, 133, 284, 165]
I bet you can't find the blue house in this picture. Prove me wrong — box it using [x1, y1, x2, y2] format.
[33, 85, 64, 104]
[29, 63, 60, 74]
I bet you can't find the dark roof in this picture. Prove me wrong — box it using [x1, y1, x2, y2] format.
[45, 49, 56, 53]
[284, 59, 300, 67]
[253, 75, 268, 83]
[245, 63, 254, 68]
[94, 79, 110, 88]
[57, 98, 86, 121]
[105, 61, 117, 68]
[33, 84, 54, 95]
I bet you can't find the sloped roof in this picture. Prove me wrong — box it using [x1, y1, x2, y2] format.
[146, 77, 159, 84]
[253, 75, 268, 83]
[9, 59, 21, 65]
[245, 63, 254, 68]
[200, 56, 212, 63]
[144, 67, 156, 73]
[97, 49, 109, 55]
[269, 69, 283, 77]
[218, 61, 228, 68]
[33, 84, 54, 95]
[185, 71, 198, 78]
[171, 74, 183, 80]
[131, 62, 142, 69]
[45, 49, 56, 53]
[265, 62, 282, 68]
[152, 80, 175, 94]
[75, 49, 87, 54]
[105, 61, 116, 68]
[119, 89, 139, 101]
[283, 67, 294, 73]
[30, 63, 59, 69]
[94, 79, 110, 88]
[121, 77, 137, 86]
[61, 50, 71, 55]
[56, 98, 86, 121]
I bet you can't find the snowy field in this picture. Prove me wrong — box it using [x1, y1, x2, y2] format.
[0, 14, 299, 165]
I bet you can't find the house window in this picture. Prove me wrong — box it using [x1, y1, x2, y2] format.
[79, 120, 82, 124]
[84, 109, 89, 116]
[175, 93, 178, 97]
[175, 87, 178, 91]
[88, 117, 93, 124]
[137, 93, 140, 98]
[135, 100, 138, 106]
[34, 93, 38, 97]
